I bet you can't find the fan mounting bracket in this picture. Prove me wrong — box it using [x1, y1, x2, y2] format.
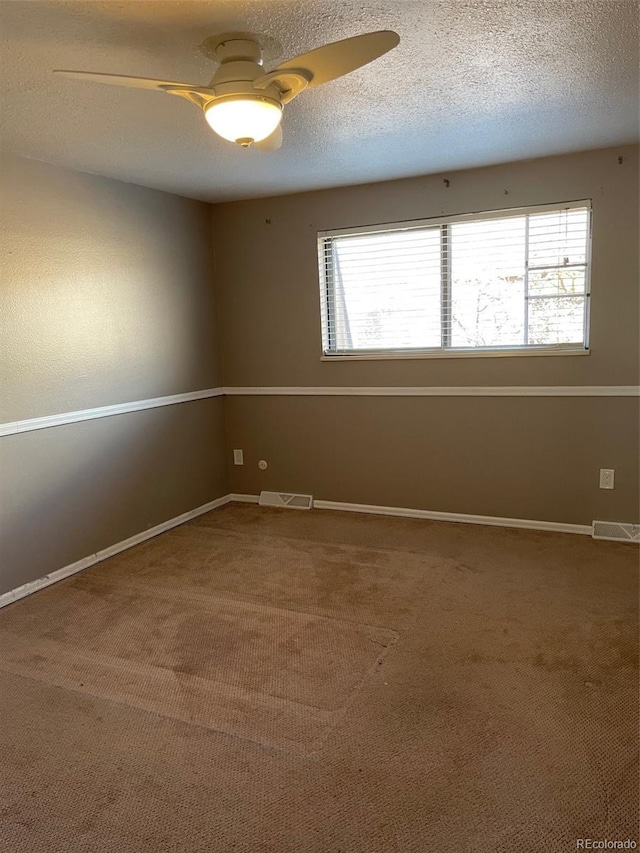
[253, 69, 311, 103]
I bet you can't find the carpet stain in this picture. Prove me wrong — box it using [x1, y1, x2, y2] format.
[0, 575, 398, 754]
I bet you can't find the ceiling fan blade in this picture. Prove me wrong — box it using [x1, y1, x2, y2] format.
[253, 125, 283, 151]
[53, 70, 209, 92]
[269, 30, 399, 89]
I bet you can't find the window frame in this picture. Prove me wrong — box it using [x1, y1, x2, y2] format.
[317, 200, 592, 361]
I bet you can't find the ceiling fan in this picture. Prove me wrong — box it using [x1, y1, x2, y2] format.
[54, 30, 400, 150]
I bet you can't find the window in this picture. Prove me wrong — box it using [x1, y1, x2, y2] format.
[318, 201, 591, 358]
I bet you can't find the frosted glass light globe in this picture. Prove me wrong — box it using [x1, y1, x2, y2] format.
[204, 97, 282, 146]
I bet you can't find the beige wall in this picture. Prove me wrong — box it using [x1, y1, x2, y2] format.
[1, 154, 222, 421]
[225, 396, 638, 526]
[0, 155, 228, 595]
[0, 400, 227, 594]
[214, 146, 639, 525]
[2, 146, 638, 596]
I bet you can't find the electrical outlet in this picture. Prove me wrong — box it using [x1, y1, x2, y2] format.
[233, 449, 244, 466]
[599, 468, 614, 490]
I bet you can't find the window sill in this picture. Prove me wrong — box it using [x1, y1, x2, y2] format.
[321, 346, 590, 362]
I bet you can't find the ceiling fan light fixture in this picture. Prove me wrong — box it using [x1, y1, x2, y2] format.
[204, 96, 282, 146]
[55, 30, 400, 153]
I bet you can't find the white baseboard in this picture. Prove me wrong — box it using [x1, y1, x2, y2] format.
[229, 493, 260, 504]
[312, 499, 592, 536]
[0, 491, 599, 610]
[229, 493, 591, 536]
[0, 494, 233, 610]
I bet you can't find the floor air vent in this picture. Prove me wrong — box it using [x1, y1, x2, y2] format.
[259, 491, 313, 510]
[592, 521, 640, 543]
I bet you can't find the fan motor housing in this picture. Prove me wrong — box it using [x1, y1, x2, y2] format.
[212, 80, 282, 104]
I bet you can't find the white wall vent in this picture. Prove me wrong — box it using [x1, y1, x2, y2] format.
[259, 491, 313, 510]
[592, 521, 640, 543]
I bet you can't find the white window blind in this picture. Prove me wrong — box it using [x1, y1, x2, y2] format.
[318, 201, 591, 358]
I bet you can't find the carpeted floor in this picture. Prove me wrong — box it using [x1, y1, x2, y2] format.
[0, 503, 637, 852]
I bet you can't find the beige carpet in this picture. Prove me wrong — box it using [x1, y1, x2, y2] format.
[0, 504, 637, 852]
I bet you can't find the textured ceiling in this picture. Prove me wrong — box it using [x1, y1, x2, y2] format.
[1, 0, 638, 202]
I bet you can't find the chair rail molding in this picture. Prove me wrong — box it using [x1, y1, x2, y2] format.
[1, 385, 637, 438]
[0, 387, 225, 437]
[222, 385, 640, 397]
